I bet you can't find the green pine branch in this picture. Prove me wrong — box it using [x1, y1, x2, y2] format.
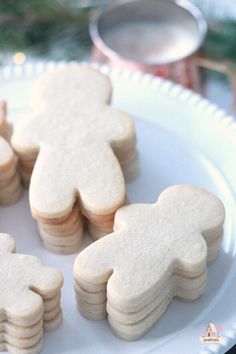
[202, 19, 236, 62]
[0, 0, 92, 59]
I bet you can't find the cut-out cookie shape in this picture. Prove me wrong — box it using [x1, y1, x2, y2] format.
[0, 101, 22, 205]
[11, 65, 137, 253]
[74, 185, 225, 340]
[0, 233, 63, 353]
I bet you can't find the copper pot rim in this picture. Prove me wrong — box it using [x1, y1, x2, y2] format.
[89, 0, 208, 68]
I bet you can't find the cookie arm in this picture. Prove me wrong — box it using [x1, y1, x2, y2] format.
[172, 231, 208, 274]
[99, 107, 136, 149]
[11, 112, 47, 156]
[74, 233, 119, 285]
[26, 257, 63, 297]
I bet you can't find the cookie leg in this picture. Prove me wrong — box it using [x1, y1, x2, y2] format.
[29, 150, 75, 218]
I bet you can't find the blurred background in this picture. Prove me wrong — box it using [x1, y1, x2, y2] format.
[0, 0, 235, 115]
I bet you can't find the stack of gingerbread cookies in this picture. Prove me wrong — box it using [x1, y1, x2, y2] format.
[0, 101, 22, 205]
[35, 207, 84, 255]
[73, 185, 225, 340]
[11, 65, 137, 253]
[0, 233, 63, 354]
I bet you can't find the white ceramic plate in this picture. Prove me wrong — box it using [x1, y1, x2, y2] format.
[0, 62, 236, 354]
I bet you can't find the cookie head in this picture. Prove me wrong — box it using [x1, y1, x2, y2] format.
[32, 65, 112, 110]
[157, 185, 225, 236]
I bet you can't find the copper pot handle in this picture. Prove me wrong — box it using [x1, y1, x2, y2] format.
[196, 57, 236, 115]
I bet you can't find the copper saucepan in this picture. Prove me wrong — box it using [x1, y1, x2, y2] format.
[89, 0, 207, 91]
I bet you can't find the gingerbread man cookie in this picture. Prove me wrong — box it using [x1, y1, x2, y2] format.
[0, 233, 63, 353]
[74, 185, 225, 340]
[12, 65, 137, 252]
